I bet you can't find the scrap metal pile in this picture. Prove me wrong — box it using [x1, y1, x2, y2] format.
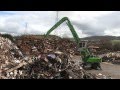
[102, 52, 120, 64]
[0, 36, 24, 79]
[15, 35, 79, 56]
[0, 35, 108, 79]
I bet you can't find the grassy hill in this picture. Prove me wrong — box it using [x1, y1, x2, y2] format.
[81, 36, 120, 41]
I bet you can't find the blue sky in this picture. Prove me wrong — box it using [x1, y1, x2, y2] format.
[0, 11, 119, 37]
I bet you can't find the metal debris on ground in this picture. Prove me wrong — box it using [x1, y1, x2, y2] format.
[15, 35, 79, 56]
[0, 35, 111, 79]
[101, 52, 120, 64]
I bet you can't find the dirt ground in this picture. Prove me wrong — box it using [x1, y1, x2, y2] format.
[72, 56, 120, 79]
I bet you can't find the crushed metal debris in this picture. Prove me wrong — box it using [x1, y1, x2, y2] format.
[0, 35, 111, 79]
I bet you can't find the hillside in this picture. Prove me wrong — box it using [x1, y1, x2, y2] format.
[81, 36, 120, 41]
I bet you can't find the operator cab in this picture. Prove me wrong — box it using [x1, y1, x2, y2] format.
[78, 40, 88, 52]
[79, 40, 88, 48]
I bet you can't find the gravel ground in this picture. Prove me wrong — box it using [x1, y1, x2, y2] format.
[72, 56, 120, 79]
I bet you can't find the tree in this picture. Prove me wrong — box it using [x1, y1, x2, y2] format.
[99, 39, 113, 50]
[1, 34, 14, 42]
[113, 43, 120, 51]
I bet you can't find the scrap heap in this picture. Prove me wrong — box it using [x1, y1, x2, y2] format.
[0, 36, 24, 79]
[15, 35, 78, 56]
[0, 35, 108, 79]
[102, 52, 120, 64]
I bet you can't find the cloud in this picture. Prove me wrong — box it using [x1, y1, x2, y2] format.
[65, 11, 120, 37]
[57, 11, 117, 37]
[0, 11, 120, 38]
[0, 11, 56, 36]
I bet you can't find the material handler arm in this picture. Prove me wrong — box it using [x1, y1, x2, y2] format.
[45, 17, 80, 47]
